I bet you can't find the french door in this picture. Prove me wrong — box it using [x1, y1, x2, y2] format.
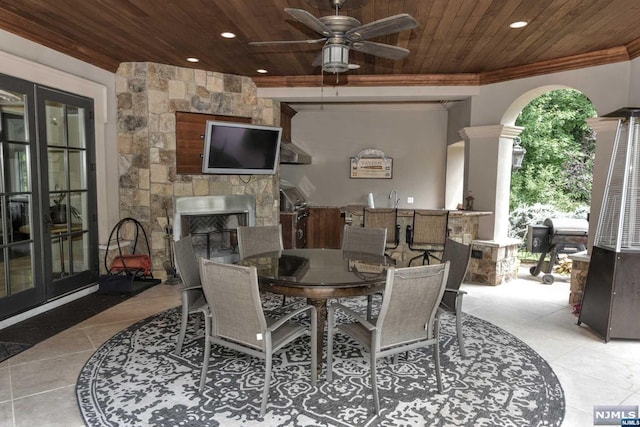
[38, 87, 98, 299]
[0, 74, 98, 320]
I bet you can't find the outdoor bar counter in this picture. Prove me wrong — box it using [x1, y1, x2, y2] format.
[342, 207, 519, 286]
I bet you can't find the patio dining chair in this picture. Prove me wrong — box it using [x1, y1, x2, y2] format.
[237, 224, 284, 259]
[173, 235, 208, 355]
[439, 238, 473, 357]
[363, 208, 399, 252]
[341, 224, 388, 319]
[198, 258, 317, 418]
[407, 210, 449, 266]
[327, 262, 450, 415]
[237, 224, 286, 304]
[341, 224, 387, 256]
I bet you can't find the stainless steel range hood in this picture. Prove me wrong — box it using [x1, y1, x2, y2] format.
[280, 142, 312, 164]
[279, 103, 311, 164]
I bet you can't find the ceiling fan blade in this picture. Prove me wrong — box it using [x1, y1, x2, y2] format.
[285, 8, 334, 37]
[346, 13, 417, 41]
[249, 38, 326, 46]
[350, 40, 410, 60]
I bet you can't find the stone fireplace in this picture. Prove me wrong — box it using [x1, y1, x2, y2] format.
[174, 195, 256, 263]
[115, 62, 280, 279]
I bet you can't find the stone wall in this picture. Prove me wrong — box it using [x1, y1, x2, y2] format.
[113, 62, 279, 278]
[568, 253, 589, 304]
[469, 239, 521, 285]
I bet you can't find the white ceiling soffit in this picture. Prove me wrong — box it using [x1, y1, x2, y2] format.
[288, 102, 452, 112]
[257, 85, 480, 104]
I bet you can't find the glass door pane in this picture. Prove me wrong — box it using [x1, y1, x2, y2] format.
[0, 74, 42, 320]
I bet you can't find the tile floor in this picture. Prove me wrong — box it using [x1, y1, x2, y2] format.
[0, 268, 639, 427]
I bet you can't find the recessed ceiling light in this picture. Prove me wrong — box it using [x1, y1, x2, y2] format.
[221, 32, 236, 39]
[186, 57, 199, 63]
[510, 21, 528, 29]
[257, 69, 268, 74]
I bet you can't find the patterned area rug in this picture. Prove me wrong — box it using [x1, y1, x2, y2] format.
[77, 296, 565, 426]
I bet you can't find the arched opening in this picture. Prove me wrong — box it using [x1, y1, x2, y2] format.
[503, 87, 598, 284]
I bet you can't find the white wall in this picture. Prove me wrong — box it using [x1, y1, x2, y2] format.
[280, 104, 448, 209]
[0, 29, 118, 243]
[469, 62, 631, 126]
[445, 142, 464, 209]
[627, 57, 640, 106]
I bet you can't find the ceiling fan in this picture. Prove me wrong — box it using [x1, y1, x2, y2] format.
[249, 0, 417, 73]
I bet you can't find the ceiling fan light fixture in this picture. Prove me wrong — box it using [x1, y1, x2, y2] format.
[322, 44, 349, 73]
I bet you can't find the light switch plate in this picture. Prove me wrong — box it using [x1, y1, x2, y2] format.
[407, 197, 414, 204]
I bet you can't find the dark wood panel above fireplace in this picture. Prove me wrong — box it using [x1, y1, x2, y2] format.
[175, 112, 251, 175]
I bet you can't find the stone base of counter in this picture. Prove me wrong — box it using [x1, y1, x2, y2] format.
[343, 207, 520, 286]
[469, 239, 521, 286]
[568, 252, 589, 305]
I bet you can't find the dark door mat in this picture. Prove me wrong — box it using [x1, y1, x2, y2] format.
[97, 274, 161, 295]
[0, 292, 131, 362]
[0, 342, 32, 363]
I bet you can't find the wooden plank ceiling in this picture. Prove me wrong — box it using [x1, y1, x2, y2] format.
[0, 0, 639, 87]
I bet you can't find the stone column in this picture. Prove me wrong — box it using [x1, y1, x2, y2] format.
[459, 124, 523, 240]
[457, 124, 523, 285]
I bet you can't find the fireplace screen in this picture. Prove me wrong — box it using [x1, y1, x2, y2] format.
[182, 213, 246, 262]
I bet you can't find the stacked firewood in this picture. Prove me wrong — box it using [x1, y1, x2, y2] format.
[553, 254, 572, 275]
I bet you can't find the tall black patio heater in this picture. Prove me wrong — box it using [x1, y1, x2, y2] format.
[578, 107, 640, 341]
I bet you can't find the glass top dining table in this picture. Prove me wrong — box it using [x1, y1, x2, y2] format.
[238, 248, 393, 374]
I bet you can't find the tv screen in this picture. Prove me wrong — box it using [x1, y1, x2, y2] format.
[202, 121, 282, 175]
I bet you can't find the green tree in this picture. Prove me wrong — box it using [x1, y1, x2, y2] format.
[510, 89, 597, 211]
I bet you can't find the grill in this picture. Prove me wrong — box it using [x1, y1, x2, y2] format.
[279, 184, 309, 249]
[527, 218, 589, 284]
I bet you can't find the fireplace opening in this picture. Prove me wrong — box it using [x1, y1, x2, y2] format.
[173, 195, 256, 265]
[182, 213, 246, 263]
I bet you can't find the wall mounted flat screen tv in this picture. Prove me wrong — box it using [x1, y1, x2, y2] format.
[202, 120, 282, 174]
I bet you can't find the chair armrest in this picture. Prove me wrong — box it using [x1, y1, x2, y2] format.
[268, 304, 316, 332]
[444, 288, 467, 295]
[332, 302, 376, 331]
